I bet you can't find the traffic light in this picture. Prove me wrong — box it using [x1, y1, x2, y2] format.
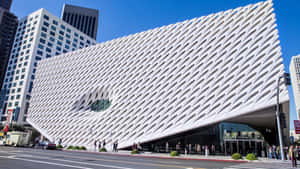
[280, 113, 287, 128]
[284, 73, 291, 85]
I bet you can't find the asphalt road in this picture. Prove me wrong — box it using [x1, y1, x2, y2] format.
[0, 146, 240, 169]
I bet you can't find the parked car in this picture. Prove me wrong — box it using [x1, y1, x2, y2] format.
[46, 142, 56, 150]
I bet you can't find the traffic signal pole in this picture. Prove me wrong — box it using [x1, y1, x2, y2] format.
[276, 73, 291, 161]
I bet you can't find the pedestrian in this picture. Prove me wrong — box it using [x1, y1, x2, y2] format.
[197, 144, 201, 154]
[165, 142, 169, 153]
[185, 144, 189, 154]
[297, 146, 300, 161]
[202, 145, 205, 155]
[58, 138, 62, 145]
[132, 142, 136, 150]
[188, 144, 192, 154]
[205, 145, 209, 157]
[268, 146, 272, 159]
[98, 140, 102, 150]
[276, 146, 280, 159]
[94, 140, 97, 151]
[115, 140, 118, 152]
[211, 144, 215, 155]
[103, 139, 106, 148]
[137, 142, 142, 151]
[176, 142, 180, 152]
[272, 145, 276, 159]
[289, 145, 297, 168]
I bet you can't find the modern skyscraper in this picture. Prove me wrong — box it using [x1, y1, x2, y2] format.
[61, 4, 99, 40]
[0, 0, 12, 10]
[0, 3, 18, 121]
[0, 8, 97, 125]
[28, 0, 290, 151]
[290, 54, 300, 119]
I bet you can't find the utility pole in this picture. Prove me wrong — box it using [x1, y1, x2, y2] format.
[276, 73, 290, 160]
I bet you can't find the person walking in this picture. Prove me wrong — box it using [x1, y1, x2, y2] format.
[98, 140, 102, 150]
[205, 145, 209, 157]
[103, 139, 106, 149]
[276, 146, 280, 159]
[94, 140, 97, 151]
[268, 146, 272, 159]
[165, 142, 169, 153]
[115, 140, 118, 152]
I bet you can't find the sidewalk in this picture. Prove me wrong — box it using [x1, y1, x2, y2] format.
[64, 149, 247, 163]
[63, 149, 300, 168]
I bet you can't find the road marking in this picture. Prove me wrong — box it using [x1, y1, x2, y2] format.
[18, 154, 133, 169]
[21, 150, 205, 169]
[0, 155, 93, 169]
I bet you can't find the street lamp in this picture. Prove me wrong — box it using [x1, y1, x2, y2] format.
[276, 73, 290, 160]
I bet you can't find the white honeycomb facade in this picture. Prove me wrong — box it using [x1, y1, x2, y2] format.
[28, 0, 289, 149]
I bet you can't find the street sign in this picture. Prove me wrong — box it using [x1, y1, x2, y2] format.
[6, 109, 13, 125]
[294, 120, 300, 134]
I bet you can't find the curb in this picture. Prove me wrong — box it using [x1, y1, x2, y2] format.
[62, 149, 248, 163]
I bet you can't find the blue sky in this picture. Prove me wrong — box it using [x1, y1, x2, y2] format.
[10, 0, 300, 129]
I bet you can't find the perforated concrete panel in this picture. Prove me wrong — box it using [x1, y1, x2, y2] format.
[27, 0, 289, 148]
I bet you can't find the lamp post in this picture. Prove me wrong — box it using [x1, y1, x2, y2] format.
[276, 73, 290, 160]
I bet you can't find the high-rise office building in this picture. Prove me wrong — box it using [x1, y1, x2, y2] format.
[290, 54, 300, 119]
[61, 4, 99, 40]
[0, 8, 97, 125]
[0, 3, 18, 120]
[0, 0, 12, 10]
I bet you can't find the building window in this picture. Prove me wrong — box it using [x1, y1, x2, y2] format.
[43, 14, 49, 20]
[41, 27, 47, 32]
[59, 30, 64, 35]
[35, 56, 41, 61]
[41, 32, 47, 38]
[51, 25, 56, 31]
[49, 37, 55, 42]
[43, 21, 49, 27]
[38, 44, 44, 50]
[46, 48, 51, 53]
[37, 50, 43, 56]
[39, 38, 46, 44]
[50, 31, 55, 36]
[52, 20, 58, 25]
[57, 40, 62, 46]
[47, 42, 53, 47]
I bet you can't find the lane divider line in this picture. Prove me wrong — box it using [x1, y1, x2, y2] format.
[0, 155, 93, 169]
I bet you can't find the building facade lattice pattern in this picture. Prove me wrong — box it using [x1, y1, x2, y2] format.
[28, 0, 288, 148]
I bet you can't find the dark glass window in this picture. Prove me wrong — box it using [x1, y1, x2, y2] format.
[43, 15, 49, 20]
[90, 99, 111, 112]
[52, 20, 58, 25]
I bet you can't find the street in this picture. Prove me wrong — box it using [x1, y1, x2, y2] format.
[0, 147, 238, 169]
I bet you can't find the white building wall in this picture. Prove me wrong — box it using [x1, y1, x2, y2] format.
[290, 55, 300, 119]
[28, 0, 289, 149]
[0, 8, 97, 124]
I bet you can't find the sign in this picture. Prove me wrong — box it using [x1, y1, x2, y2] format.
[294, 120, 300, 134]
[6, 109, 13, 125]
[0, 132, 3, 136]
[3, 125, 8, 133]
